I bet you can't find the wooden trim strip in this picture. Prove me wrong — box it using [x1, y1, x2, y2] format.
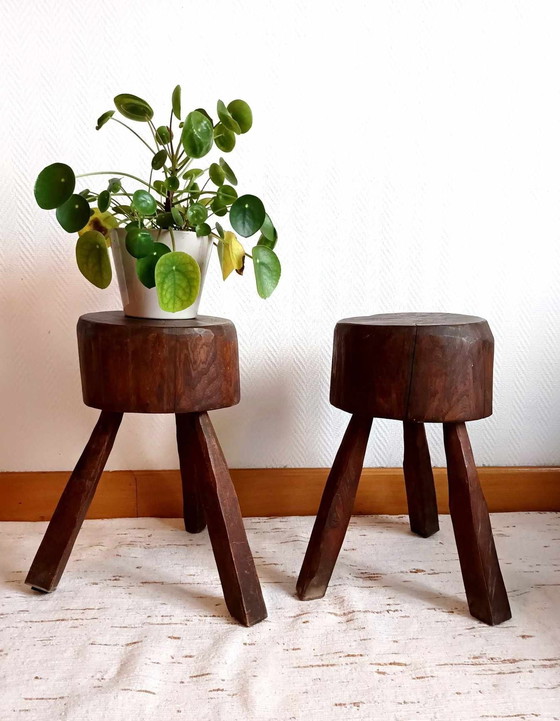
[0, 467, 558, 521]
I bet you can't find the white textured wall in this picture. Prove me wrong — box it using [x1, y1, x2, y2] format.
[1, 0, 559, 471]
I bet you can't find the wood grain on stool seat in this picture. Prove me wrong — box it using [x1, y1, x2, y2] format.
[330, 312, 493, 422]
[78, 312, 240, 414]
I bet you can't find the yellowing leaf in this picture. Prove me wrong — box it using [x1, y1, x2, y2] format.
[218, 231, 245, 280]
[79, 208, 118, 243]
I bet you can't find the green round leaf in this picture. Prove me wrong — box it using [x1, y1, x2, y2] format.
[96, 110, 114, 130]
[216, 184, 238, 206]
[183, 168, 204, 181]
[260, 214, 277, 244]
[181, 110, 213, 158]
[214, 123, 236, 153]
[156, 125, 171, 144]
[172, 85, 181, 120]
[76, 231, 112, 289]
[56, 194, 91, 233]
[152, 149, 167, 170]
[196, 222, 211, 237]
[252, 245, 281, 298]
[114, 93, 153, 122]
[215, 222, 225, 238]
[108, 177, 121, 193]
[155, 212, 174, 228]
[171, 206, 184, 227]
[227, 99, 252, 133]
[257, 234, 276, 250]
[126, 228, 154, 258]
[209, 163, 225, 186]
[165, 175, 180, 191]
[219, 157, 238, 185]
[211, 197, 228, 217]
[189, 182, 201, 200]
[153, 180, 166, 196]
[132, 189, 157, 216]
[155, 251, 201, 312]
[217, 99, 241, 134]
[97, 190, 110, 213]
[136, 242, 171, 288]
[34, 163, 75, 210]
[229, 194, 265, 237]
[187, 203, 208, 226]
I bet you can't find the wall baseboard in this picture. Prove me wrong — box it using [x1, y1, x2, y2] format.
[1, 467, 559, 521]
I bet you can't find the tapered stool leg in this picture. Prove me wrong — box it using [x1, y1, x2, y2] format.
[297, 414, 373, 601]
[189, 412, 267, 626]
[403, 422, 439, 537]
[443, 422, 511, 625]
[176, 414, 206, 533]
[26, 411, 123, 593]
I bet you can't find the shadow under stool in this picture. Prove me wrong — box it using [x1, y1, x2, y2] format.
[297, 312, 511, 626]
[25, 311, 267, 627]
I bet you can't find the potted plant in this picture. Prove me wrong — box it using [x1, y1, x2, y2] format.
[34, 87, 281, 319]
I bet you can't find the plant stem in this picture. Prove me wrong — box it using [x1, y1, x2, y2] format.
[76, 171, 152, 188]
[110, 118, 156, 153]
[168, 108, 176, 168]
[173, 189, 216, 199]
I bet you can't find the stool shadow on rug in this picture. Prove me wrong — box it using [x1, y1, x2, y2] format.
[99, 524, 236, 619]
[353, 514, 424, 535]
[295, 514, 475, 618]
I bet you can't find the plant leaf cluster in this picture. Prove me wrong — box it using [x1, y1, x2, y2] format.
[34, 88, 281, 310]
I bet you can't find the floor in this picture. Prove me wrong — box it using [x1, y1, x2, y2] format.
[1, 513, 559, 721]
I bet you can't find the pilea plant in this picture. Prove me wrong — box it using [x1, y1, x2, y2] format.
[34, 88, 280, 312]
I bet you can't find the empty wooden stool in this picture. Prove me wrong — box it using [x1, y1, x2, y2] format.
[26, 311, 267, 627]
[297, 313, 511, 625]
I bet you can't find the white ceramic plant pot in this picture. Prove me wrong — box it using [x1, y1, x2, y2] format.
[110, 229, 213, 319]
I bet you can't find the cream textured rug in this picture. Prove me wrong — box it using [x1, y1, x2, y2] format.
[1, 513, 559, 720]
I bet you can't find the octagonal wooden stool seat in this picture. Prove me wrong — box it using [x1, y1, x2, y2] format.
[26, 312, 267, 627]
[297, 313, 511, 626]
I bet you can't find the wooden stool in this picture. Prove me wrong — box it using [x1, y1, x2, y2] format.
[26, 311, 267, 627]
[297, 313, 511, 626]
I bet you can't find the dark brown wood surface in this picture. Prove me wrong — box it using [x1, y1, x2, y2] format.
[25, 411, 122, 592]
[176, 414, 206, 533]
[330, 313, 493, 422]
[443, 422, 512, 625]
[26, 313, 267, 626]
[189, 412, 268, 626]
[78, 312, 240, 413]
[296, 414, 373, 601]
[299, 312, 510, 625]
[403, 421, 439, 537]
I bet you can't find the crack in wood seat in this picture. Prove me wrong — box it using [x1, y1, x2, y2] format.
[297, 312, 511, 626]
[25, 311, 267, 627]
